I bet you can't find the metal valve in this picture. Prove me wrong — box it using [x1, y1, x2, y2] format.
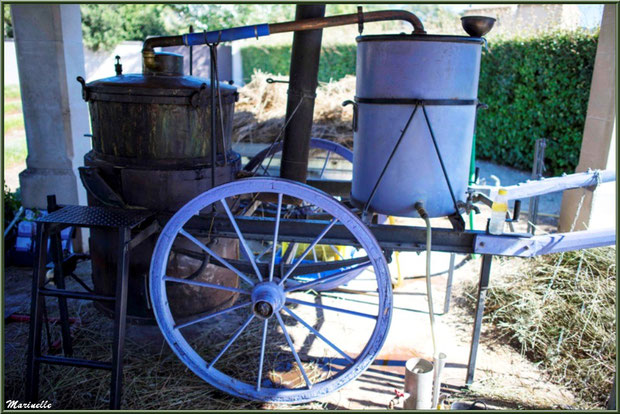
[114, 55, 123, 76]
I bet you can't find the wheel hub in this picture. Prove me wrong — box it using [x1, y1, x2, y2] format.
[251, 281, 285, 319]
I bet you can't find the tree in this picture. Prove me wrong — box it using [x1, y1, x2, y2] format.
[401, 4, 461, 33]
[3, 4, 13, 38]
[6, 4, 463, 50]
[168, 4, 295, 31]
[81, 4, 179, 51]
[81, 5, 123, 50]
[119, 4, 173, 40]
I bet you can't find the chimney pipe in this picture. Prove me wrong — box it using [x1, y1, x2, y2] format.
[279, 4, 326, 183]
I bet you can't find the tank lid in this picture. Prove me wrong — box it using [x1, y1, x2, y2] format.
[84, 74, 237, 95]
[356, 33, 484, 44]
[79, 73, 237, 105]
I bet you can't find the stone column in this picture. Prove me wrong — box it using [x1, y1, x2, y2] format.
[12, 4, 91, 210]
[559, 4, 616, 232]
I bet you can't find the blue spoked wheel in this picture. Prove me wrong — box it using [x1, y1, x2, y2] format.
[244, 138, 364, 291]
[243, 137, 353, 179]
[150, 177, 392, 403]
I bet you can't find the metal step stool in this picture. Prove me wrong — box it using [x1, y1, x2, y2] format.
[25, 196, 157, 409]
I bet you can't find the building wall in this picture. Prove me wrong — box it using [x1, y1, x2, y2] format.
[463, 4, 582, 36]
[4, 40, 238, 86]
[4, 39, 20, 85]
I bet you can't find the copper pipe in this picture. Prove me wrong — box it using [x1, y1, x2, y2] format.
[269, 10, 425, 35]
[142, 35, 184, 71]
[143, 35, 184, 52]
[142, 9, 425, 70]
[142, 9, 425, 52]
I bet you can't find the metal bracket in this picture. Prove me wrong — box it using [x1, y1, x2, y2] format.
[357, 6, 364, 35]
[266, 78, 289, 84]
[76, 76, 89, 102]
[78, 167, 127, 208]
[342, 100, 358, 132]
[506, 200, 521, 223]
[127, 220, 160, 251]
[190, 83, 210, 108]
[448, 212, 466, 232]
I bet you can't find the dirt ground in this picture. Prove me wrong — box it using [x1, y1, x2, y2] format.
[4, 212, 582, 410]
[3, 139, 581, 410]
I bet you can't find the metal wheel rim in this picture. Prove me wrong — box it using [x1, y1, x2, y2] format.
[243, 137, 353, 177]
[150, 177, 392, 402]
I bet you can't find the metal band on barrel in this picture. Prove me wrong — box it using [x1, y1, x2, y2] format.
[355, 97, 477, 106]
[87, 91, 237, 105]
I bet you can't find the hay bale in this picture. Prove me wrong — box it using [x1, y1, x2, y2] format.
[4, 301, 326, 409]
[464, 247, 616, 408]
[233, 70, 355, 148]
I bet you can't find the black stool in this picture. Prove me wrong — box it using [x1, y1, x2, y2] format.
[25, 197, 157, 409]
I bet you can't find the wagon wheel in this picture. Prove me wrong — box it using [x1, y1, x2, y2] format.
[243, 138, 365, 291]
[243, 137, 353, 180]
[150, 177, 392, 403]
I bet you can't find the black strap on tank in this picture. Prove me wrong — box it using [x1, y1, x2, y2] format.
[361, 101, 466, 230]
[355, 97, 477, 106]
[421, 105, 465, 230]
[362, 104, 420, 218]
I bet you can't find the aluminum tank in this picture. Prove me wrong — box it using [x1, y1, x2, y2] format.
[351, 34, 483, 218]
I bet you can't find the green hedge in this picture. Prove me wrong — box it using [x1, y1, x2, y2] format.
[241, 31, 598, 175]
[241, 44, 356, 84]
[476, 31, 598, 175]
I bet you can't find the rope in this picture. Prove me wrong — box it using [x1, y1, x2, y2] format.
[250, 95, 309, 176]
[423, 214, 438, 357]
[415, 203, 438, 357]
[207, 42, 228, 166]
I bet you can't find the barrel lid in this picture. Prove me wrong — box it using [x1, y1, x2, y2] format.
[357, 33, 484, 44]
[84, 74, 237, 96]
[78, 74, 237, 105]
